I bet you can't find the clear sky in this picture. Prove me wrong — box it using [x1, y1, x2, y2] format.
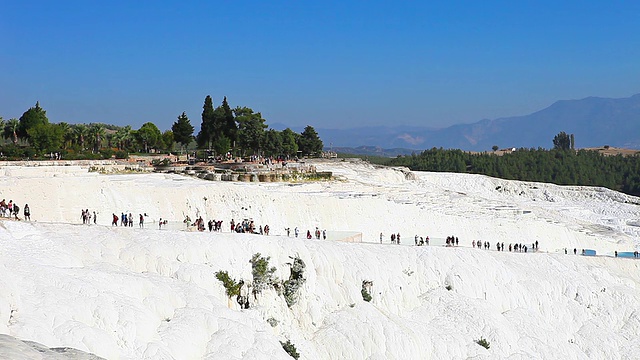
[1, 1, 639, 131]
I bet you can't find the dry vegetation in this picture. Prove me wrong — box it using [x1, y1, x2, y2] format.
[583, 146, 640, 157]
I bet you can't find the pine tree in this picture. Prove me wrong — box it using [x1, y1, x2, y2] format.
[298, 125, 323, 156]
[263, 129, 283, 157]
[172, 111, 194, 149]
[281, 128, 299, 157]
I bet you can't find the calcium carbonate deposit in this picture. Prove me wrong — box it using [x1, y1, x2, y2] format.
[1, 159, 639, 359]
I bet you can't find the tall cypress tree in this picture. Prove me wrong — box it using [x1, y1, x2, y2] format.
[220, 96, 237, 148]
[197, 95, 215, 148]
[570, 134, 575, 150]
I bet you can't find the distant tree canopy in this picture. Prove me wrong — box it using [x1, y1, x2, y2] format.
[18, 102, 49, 140]
[553, 131, 573, 151]
[136, 122, 162, 152]
[235, 106, 267, 156]
[27, 123, 63, 153]
[368, 143, 640, 197]
[1, 98, 324, 160]
[280, 128, 299, 157]
[191, 95, 322, 157]
[298, 125, 323, 156]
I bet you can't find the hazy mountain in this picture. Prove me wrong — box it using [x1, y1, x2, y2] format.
[289, 93, 640, 152]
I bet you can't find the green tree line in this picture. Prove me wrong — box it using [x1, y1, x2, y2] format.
[0, 97, 323, 160]
[368, 143, 640, 197]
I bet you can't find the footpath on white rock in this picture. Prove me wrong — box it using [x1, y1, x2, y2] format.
[0, 159, 639, 359]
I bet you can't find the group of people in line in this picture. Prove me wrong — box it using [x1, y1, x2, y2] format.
[377, 232, 543, 255]
[0, 199, 29, 220]
[229, 218, 271, 235]
[208, 219, 224, 232]
[445, 236, 459, 246]
[111, 212, 147, 228]
[569, 248, 640, 259]
[472, 240, 539, 252]
[282, 226, 326, 240]
[389, 233, 402, 244]
[308, 227, 326, 240]
[414, 235, 431, 246]
[81, 209, 97, 224]
[73, 207, 640, 261]
[182, 217, 276, 236]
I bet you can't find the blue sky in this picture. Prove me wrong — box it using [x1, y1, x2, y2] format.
[1, 1, 639, 131]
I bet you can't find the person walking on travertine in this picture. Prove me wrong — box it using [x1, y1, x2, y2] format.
[24, 204, 31, 221]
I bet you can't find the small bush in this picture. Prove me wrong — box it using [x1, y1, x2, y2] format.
[280, 340, 300, 360]
[475, 336, 490, 349]
[361, 280, 372, 302]
[283, 255, 306, 307]
[251, 253, 279, 294]
[267, 317, 279, 327]
[23, 148, 36, 159]
[215, 271, 242, 298]
[114, 150, 129, 159]
[152, 158, 171, 167]
[445, 284, 453, 291]
[100, 148, 115, 159]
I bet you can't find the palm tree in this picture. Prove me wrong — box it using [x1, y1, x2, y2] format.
[105, 133, 114, 149]
[88, 123, 106, 153]
[57, 122, 74, 150]
[115, 125, 132, 151]
[73, 124, 87, 151]
[4, 118, 20, 145]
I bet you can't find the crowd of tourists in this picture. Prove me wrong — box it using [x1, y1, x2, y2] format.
[65, 206, 640, 260]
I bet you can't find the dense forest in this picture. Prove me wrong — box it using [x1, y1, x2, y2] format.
[0, 97, 323, 160]
[365, 135, 640, 197]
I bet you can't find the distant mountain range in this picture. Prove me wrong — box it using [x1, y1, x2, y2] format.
[273, 93, 640, 155]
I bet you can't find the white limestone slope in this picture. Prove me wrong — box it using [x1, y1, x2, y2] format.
[0, 160, 639, 359]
